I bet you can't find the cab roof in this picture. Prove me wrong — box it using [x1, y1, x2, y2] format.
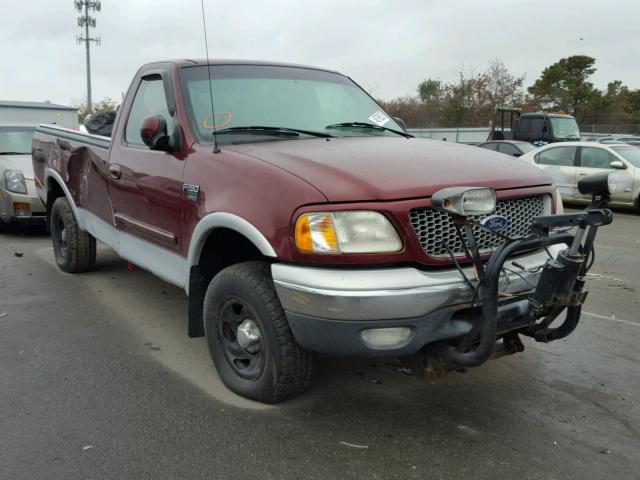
[149, 59, 341, 75]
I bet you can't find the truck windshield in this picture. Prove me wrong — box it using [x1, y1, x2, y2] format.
[0, 127, 35, 154]
[180, 65, 403, 143]
[549, 117, 580, 140]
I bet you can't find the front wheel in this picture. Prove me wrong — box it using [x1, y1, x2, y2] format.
[50, 197, 96, 273]
[204, 261, 317, 403]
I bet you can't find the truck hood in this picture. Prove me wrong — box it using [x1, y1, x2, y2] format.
[0, 154, 35, 180]
[228, 136, 552, 202]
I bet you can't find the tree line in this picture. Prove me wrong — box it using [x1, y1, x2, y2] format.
[379, 56, 640, 129]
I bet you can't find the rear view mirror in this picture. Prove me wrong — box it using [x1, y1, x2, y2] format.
[140, 115, 170, 151]
[609, 160, 626, 170]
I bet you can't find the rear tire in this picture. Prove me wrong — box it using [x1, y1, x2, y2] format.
[50, 197, 96, 273]
[204, 261, 317, 403]
[0, 217, 12, 234]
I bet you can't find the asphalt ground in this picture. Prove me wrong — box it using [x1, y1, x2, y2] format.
[1, 208, 639, 479]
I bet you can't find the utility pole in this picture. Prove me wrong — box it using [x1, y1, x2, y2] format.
[75, 1, 101, 112]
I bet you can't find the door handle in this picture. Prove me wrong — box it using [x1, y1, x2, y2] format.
[578, 172, 588, 176]
[109, 164, 121, 180]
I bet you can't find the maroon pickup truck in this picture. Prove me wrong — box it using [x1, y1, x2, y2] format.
[32, 60, 612, 403]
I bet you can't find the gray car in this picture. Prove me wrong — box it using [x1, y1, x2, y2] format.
[0, 124, 46, 230]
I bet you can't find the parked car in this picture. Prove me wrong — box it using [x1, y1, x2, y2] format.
[476, 140, 538, 157]
[519, 141, 639, 209]
[0, 123, 46, 231]
[599, 139, 640, 148]
[593, 135, 640, 143]
[32, 60, 613, 403]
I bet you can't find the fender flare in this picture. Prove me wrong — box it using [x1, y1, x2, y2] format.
[44, 168, 83, 228]
[186, 212, 277, 291]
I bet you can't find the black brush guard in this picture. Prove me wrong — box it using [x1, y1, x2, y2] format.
[431, 208, 613, 367]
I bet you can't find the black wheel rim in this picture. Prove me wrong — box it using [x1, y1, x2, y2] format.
[52, 212, 67, 259]
[218, 297, 264, 381]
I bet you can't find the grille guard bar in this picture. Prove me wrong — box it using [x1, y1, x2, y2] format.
[431, 208, 613, 367]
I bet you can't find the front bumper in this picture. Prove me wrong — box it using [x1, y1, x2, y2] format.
[0, 179, 46, 224]
[272, 246, 562, 356]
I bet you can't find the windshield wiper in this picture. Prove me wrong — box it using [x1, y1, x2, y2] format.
[0, 151, 29, 155]
[325, 122, 413, 138]
[215, 126, 333, 138]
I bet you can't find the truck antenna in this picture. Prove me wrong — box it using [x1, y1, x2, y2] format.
[200, 0, 220, 153]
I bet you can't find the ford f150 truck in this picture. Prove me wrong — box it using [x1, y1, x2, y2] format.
[32, 60, 613, 403]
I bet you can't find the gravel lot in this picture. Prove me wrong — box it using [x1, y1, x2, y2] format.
[1, 208, 639, 479]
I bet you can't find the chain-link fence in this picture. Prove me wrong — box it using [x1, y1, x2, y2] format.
[408, 125, 640, 143]
[579, 124, 640, 136]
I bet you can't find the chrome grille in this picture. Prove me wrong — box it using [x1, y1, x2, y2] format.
[409, 196, 546, 258]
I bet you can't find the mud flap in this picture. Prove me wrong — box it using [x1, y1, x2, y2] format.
[188, 265, 206, 338]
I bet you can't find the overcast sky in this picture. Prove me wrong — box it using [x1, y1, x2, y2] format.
[1, 0, 639, 107]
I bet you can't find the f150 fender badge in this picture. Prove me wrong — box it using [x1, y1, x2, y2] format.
[183, 183, 200, 201]
[481, 215, 508, 231]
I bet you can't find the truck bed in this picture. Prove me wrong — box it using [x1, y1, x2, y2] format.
[32, 124, 114, 225]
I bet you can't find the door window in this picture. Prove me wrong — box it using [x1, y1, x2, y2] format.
[518, 117, 544, 139]
[125, 75, 173, 146]
[580, 147, 617, 169]
[478, 143, 498, 151]
[498, 143, 519, 156]
[535, 146, 577, 166]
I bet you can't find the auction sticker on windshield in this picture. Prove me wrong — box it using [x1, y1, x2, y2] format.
[368, 111, 390, 126]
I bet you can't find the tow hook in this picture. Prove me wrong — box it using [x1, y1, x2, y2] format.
[402, 334, 525, 381]
[504, 332, 524, 354]
[489, 333, 525, 360]
[399, 355, 462, 381]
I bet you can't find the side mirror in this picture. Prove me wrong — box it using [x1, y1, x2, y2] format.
[392, 117, 407, 132]
[609, 160, 626, 170]
[512, 152, 522, 157]
[140, 115, 171, 151]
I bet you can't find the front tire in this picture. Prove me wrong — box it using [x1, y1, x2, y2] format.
[50, 197, 96, 273]
[204, 261, 317, 403]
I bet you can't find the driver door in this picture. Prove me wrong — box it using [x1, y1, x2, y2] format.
[108, 72, 186, 253]
[534, 146, 578, 200]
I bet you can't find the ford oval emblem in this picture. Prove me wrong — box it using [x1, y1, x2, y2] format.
[481, 215, 509, 231]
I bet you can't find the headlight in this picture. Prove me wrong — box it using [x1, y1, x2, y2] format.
[295, 211, 402, 254]
[3, 170, 27, 194]
[431, 187, 496, 216]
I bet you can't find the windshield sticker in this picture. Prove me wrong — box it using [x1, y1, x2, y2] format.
[368, 111, 390, 127]
[203, 111, 233, 129]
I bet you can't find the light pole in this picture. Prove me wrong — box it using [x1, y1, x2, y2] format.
[75, 1, 101, 112]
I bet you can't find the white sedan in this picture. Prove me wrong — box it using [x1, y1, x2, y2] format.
[519, 141, 640, 209]
[0, 124, 46, 231]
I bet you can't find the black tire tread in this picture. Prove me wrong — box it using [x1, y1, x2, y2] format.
[51, 197, 96, 273]
[0, 218, 11, 233]
[205, 261, 317, 403]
